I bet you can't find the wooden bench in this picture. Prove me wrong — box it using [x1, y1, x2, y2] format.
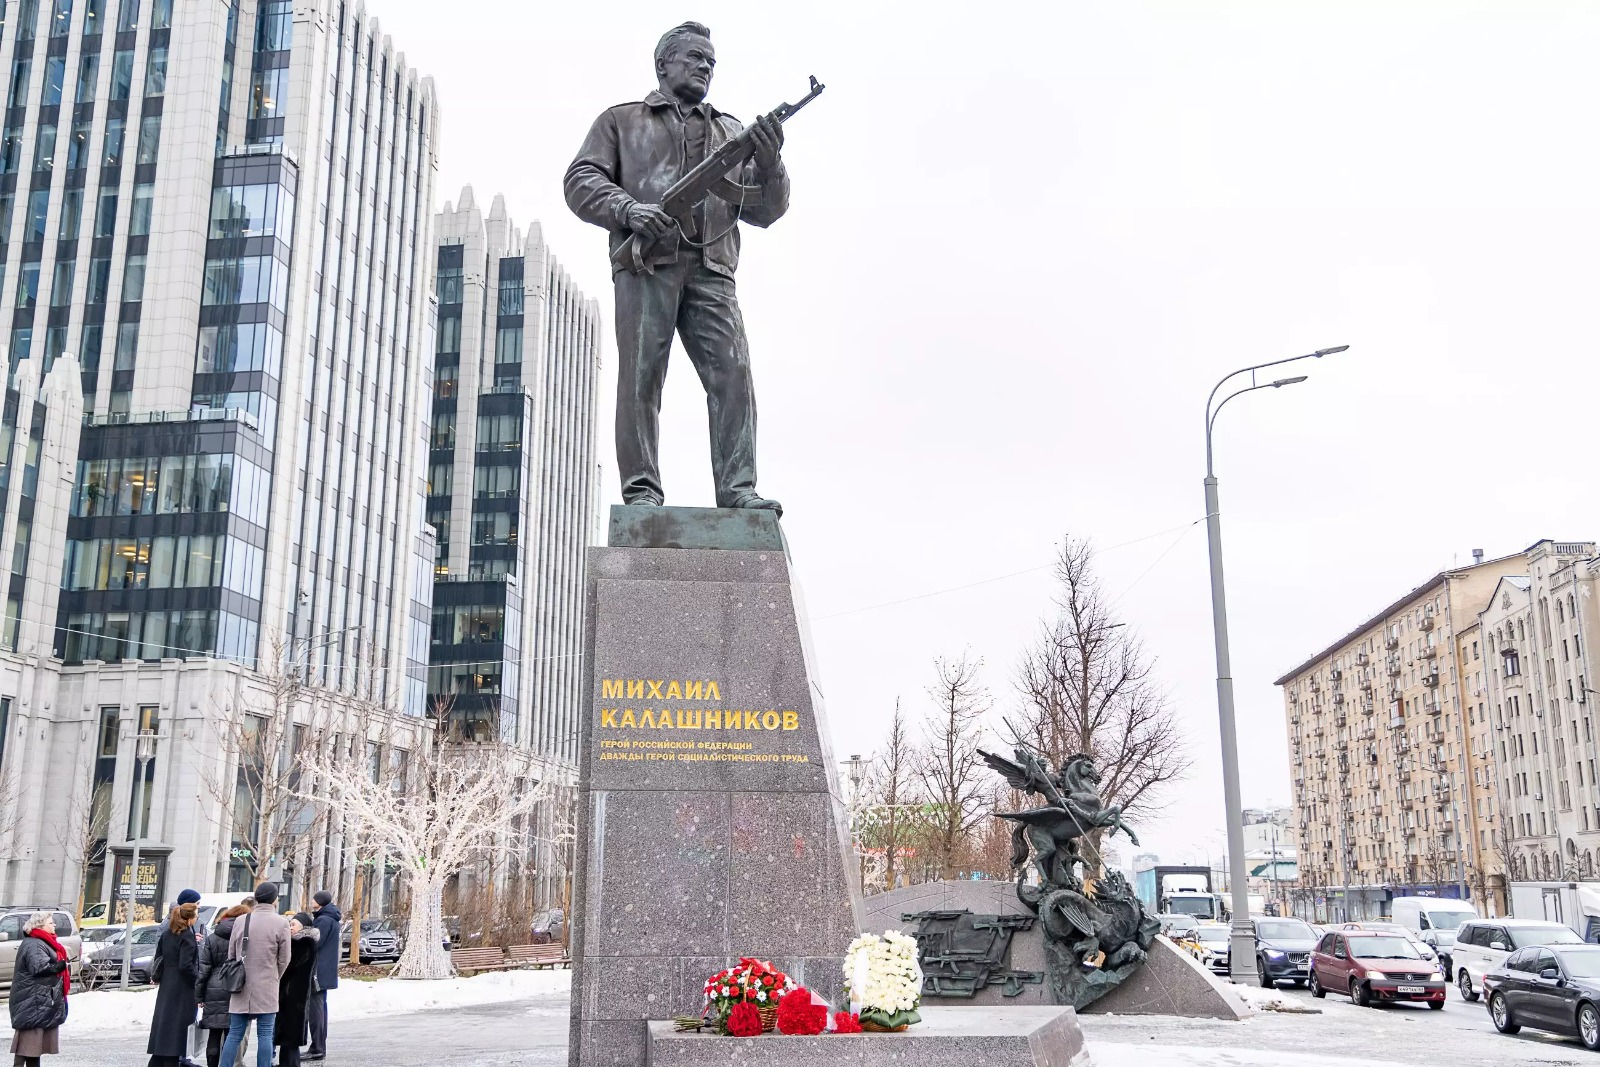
[450, 946, 512, 975]
[507, 943, 570, 969]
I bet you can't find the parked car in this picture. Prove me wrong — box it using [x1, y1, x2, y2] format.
[1309, 929, 1446, 1008]
[193, 892, 254, 936]
[1340, 922, 1442, 969]
[1391, 898, 1476, 981]
[341, 918, 402, 964]
[80, 923, 160, 988]
[1483, 943, 1600, 1049]
[1454, 918, 1584, 1002]
[1253, 917, 1319, 987]
[531, 908, 565, 945]
[80, 924, 127, 962]
[79, 901, 109, 927]
[1184, 922, 1232, 976]
[0, 907, 83, 995]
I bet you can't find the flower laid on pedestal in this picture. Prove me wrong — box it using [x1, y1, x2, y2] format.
[775, 988, 830, 1036]
[843, 931, 924, 1032]
[701, 958, 793, 1033]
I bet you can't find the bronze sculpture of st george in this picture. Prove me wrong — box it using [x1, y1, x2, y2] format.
[565, 22, 824, 518]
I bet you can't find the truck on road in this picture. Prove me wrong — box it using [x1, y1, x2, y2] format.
[1135, 865, 1228, 920]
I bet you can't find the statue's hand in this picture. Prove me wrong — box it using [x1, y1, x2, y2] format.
[750, 115, 784, 172]
[626, 203, 676, 240]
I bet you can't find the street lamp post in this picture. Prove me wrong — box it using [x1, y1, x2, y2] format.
[119, 728, 163, 990]
[1205, 345, 1347, 983]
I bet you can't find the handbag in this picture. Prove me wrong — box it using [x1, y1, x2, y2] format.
[214, 913, 251, 995]
[149, 944, 165, 984]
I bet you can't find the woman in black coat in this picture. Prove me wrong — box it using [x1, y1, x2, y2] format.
[146, 902, 200, 1067]
[8, 911, 69, 1066]
[194, 905, 251, 1067]
[273, 913, 321, 1067]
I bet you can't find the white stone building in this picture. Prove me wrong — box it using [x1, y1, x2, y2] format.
[1479, 541, 1600, 883]
[0, 0, 443, 916]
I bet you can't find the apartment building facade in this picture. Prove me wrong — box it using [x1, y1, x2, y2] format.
[1478, 542, 1600, 888]
[0, 0, 442, 915]
[1276, 551, 1524, 920]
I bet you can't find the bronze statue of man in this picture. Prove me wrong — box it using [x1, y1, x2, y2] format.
[565, 22, 789, 515]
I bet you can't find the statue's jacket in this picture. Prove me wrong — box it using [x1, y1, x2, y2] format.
[564, 90, 791, 278]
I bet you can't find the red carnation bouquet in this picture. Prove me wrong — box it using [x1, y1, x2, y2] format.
[701, 958, 794, 1034]
[775, 988, 829, 1036]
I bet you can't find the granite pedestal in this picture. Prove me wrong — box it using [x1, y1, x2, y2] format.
[645, 1006, 1091, 1067]
[567, 507, 865, 1067]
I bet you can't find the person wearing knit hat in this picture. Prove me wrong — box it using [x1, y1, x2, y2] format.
[305, 892, 340, 1060]
[176, 889, 202, 907]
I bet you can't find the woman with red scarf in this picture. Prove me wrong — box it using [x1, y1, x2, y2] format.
[8, 912, 69, 1066]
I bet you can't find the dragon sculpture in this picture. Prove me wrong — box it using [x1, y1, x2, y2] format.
[979, 747, 1161, 1009]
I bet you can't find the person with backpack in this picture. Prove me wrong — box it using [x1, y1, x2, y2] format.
[218, 884, 290, 1067]
[194, 903, 252, 1067]
[8, 911, 69, 1067]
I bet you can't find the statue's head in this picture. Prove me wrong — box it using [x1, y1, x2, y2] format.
[1061, 753, 1099, 785]
[655, 22, 715, 106]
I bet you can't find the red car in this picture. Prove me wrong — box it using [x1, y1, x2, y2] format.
[1309, 929, 1446, 1008]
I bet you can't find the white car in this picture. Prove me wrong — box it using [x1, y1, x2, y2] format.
[1453, 918, 1583, 1002]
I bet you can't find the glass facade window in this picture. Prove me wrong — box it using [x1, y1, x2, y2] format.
[115, 0, 138, 32]
[109, 50, 132, 101]
[32, 123, 57, 172]
[58, 189, 81, 238]
[15, 263, 40, 309]
[434, 364, 457, 398]
[102, 117, 124, 166]
[75, 53, 99, 104]
[431, 604, 505, 646]
[473, 464, 518, 498]
[61, 609, 254, 663]
[50, 0, 74, 36]
[471, 512, 517, 546]
[249, 68, 286, 119]
[9, 328, 32, 366]
[0, 127, 22, 174]
[256, 0, 290, 50]
[428, 661, 502, 696]
[50, 259, 74, 306]
[82, 0, 103, 34]
[201, 255, 287, 309]
[93, 191, 116, 238]
[150, 0, 169, 28]
[113, 321, 137, 368]
[42, 56, 66, 107]
[9, 58, 33, 109]
[426, 461, 451, 497]
[66, 120, 92, 169]
[436, 263, 462, 303]
[136, 115, 160, 165]
[128, 182, 152, 234]
[142, 47, 165, 97]
[429, 410, 454, 449]
[436, 313, 460, 357]
[17, 0, 40, 38]
[0, 193, 14, 241]
[208, 183, 292, 238]
[25, 190, 49, 241]
[86, 256, 110, 302]
[11, 520, 29, 576]
[195, 322, 283, 377]
[495, 326, 521, 364]
[73, 451, 269, 524]
[120, 253, 145, 302]
[476, 413, 521, 451]
[43, 325, 67, 367]
[66, 534, 228, 591]
[80, 323, 103, 370]
[497, 272, 524, 315]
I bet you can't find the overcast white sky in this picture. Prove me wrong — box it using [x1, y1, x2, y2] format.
[372, 0, 1600, 866]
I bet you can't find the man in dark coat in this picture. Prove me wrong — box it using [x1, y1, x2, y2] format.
[147, 902, 200, 1066]
[272, 915, 320, 1067]
[305, 891, 340, 1060]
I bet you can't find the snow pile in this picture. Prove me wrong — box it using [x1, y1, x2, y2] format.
[1092, 1044, 1411, 1067]
[13, 969, 571, 1035]
[1231, 984, 1320, 1014]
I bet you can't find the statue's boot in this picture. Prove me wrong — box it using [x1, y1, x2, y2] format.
[728, 493, 783, 518]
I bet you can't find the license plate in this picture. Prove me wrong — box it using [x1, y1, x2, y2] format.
[1396, 985, 1425, 993]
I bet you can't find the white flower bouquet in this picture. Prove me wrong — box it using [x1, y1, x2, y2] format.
[842, 930, 923, 1031]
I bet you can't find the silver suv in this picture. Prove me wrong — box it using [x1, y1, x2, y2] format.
[0, 908, 83, 994]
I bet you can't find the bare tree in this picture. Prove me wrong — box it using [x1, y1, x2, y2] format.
[51, 774, 109, 915]
[1006, 537, 1191, 874]
[303, 698, 555, 979]
[918, 653, 992, 880]
[860, 702, 924, 894]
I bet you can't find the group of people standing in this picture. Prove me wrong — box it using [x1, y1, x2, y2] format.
[6, 882, 342, 1067]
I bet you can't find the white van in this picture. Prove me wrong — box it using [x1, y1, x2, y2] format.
[193, 892, 254, 935]
[1390, 898, 1477, 979]
[1452, 918, 1582, 1002]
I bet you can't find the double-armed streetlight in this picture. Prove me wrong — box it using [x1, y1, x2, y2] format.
[1204, 344, 1347, 982]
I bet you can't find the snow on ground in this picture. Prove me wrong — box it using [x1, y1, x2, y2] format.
[1230, 984, 1321, 1013]
[1091, 1044, 1412, 1067]
[15, 969, 571, 1035]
